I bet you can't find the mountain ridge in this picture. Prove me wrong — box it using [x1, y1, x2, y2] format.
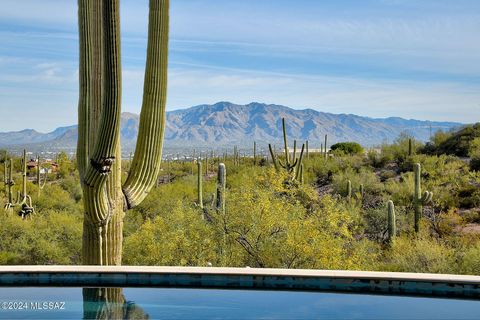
[0, 102, 462, 152]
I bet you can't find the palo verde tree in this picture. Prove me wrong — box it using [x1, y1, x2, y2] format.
[77, 0, 169, 265]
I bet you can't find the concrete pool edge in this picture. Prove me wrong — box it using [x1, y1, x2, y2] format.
[0, 266, 479, 298]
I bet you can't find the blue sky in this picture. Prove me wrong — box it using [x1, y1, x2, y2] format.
[0, 0, 479, 132]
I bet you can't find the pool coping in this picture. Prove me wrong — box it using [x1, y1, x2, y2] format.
[0, 266, 479, 298]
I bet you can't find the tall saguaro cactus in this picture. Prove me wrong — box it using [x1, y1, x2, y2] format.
[413, 163, 433, 233]
[216, 163, 226, 214]
[4, 159, 14, 211]
[268, 118, 305, 179]
[36, 155, 47, 194]
[324, 134, 328, 159]
[3, 159, 7, 191]
[387, 200, 396, 243]
[197, 161, 203, 210]
[268, 118, 305, 180]
[77, 0, 169, 265]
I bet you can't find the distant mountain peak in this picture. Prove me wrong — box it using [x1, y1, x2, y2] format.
[0, 102, 462, 151]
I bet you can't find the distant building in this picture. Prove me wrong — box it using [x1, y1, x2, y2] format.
[26, 159, 59, 174]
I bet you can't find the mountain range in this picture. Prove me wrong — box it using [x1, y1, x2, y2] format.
[0, 102, 462, 153]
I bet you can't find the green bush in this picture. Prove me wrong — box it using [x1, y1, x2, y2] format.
[381, 236, 456, 274]
[124, 202, 217, 266]
[330, 142, 364, 155]
[459, 241, 480, 275]
[0, 212, 82, 265]
[426, 123, 480, 157]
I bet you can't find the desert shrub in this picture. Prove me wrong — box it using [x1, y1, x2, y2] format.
[130, 174, 214, 222]
[469, 137, 480, 171]
[0, 212, 82, 265]
[459, 241, 480, 275]
[366, 149, 389, 168]
[35, 183, 82, 214]
[56, 151, 76, 178]
[458, 185, 480, 209]
[332, 167, 383, 196]
[425, 208, 464, 238]
[431, 123, 480, 157]
[330, 142, 364, 155]
[123, 202, 217, 266]
[381, 133, 421, 163]
[362, 205, 410, 242]
[206, 168, 376, 269]
[381, 236, 456, 273]
[59, 175, 83, 202]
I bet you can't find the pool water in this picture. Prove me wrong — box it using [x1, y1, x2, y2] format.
[0, 287, 479, 319]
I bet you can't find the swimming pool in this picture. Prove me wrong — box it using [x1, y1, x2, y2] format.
[0, 266, 478, 319]
[0, 287, 479, 319]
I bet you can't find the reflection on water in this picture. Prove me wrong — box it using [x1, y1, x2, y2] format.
[83, 288, 149, 320]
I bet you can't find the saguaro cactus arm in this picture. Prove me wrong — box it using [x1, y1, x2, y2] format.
[282, 118, 289, 166]
[122, 0, 169, 209]
[268, 144, 279, 171]
[294, 144, 305, 181]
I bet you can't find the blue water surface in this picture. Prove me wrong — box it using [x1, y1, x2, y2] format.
[0, 287, 478, 319]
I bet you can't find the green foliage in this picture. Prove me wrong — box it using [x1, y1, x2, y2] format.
[330, 142, 364, 155]
[381, 236, 456, 274]
[56, 151, 75, 178]
[0, 212, 81, 264]
[332, 167, 383, 196]
[424, 123, 480, 157]
[459, 241, 480, 275]
[124, 202, 217, 266]
[0, 140, 479, 276]
[469, 137, 480, 171]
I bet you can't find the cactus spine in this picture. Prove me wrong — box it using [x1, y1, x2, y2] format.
[414, 163, 433, 233]
[77, 0, 169, 265]
[216, 163, 226, 214]
[387, 200, 396, 243]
